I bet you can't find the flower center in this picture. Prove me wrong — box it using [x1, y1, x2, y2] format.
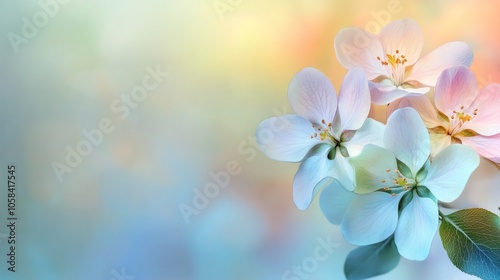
[309, 119, 351, 159]
[381, 168, 415, 196]
[449, 105, 478, 135]
[377, 49, 408, 86]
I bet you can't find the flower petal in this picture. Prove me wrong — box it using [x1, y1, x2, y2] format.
[334, 27, 387, 80]
[458, 133, 500, 164]
[384, 108, 430, 175]
[350, 144, 397, 194]
[293, 145, 335, 210]
[467, 84, 500, 136]
[434, 66, 478, 117]
[387, 95, 441, 129]
[410, 42, 474, 86]
[337, 68, 371, 131]
[429, 132, 451, 157]
[420, 144, 479, 203]
[342, 192, 402, 246]
[395, 196, 438, 261]
[378, 18, 423, 65]
[256, 115, 320, 162]
[369, 81, 410, 105]
[343, 118, 385, 157]
[288, 67, 337, 124]
[331, 151, 356, 191]
[319, 179, 356, 225]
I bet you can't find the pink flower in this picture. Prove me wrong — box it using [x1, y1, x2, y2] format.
[334, 19, 473, 104]
[388, 65, 500, 164]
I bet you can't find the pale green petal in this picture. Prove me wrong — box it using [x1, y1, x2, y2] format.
[350, 144, 397, 194]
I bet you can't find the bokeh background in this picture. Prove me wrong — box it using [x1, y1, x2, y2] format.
[0, 0, 499, 279]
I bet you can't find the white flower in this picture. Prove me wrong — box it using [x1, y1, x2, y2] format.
[320, 108, 479, 260]
[256, 67, 384, 210]
[334, 19, 473, 104]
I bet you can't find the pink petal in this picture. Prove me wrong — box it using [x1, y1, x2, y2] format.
[378, 19, 423, 66]
[337, 68, 371, 131]
[434, 66, 478, 117]
[288, 67, 337, 125]
[334, 27, 387, 80]
[467, 84, 500, 136]
[387, 95, 441, 129]
[458, 133, 500, 164]
[410, 42, 473, 86]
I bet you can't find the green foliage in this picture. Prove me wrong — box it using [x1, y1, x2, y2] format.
[440, 208, 500, 280]
[344, 237, 400, 280]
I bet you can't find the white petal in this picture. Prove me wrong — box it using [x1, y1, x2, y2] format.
[319, 179, 356, 225]
[429, 132, 452, 157]
[410, 42, 474, 86]
[342, 192, 402, 246]
[384, 108, 430, 175]
[331, 151, 356, 191]
[350, 144, 397, 194]
[343, 118, 385, 157]
[256, 115, 320, 162]
[369, 81, 410, 105]
[378, 18, 423, 65]
[387, 95, 441, 129]
[420, 144, 479, 203]
[434, 66, 478, 117]
[288, 67, 337, 124]
[395, 196, 438, 261]
[293, 145, 335, 210]
[337, 68, 371, 131]
[334, 27, 388, 80]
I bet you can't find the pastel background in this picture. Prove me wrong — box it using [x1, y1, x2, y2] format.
[0, 0, 499, 279]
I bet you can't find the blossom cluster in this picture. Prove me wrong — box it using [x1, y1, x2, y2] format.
[256, 19, 500, 263]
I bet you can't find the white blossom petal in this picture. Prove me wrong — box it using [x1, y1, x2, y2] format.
[319, 179, 356, 225]
[420, 145, 479, 203]
[337, 68, 371, 131]
[293, 145, 335, 210]
[395, 196, 438, 261]
[288, 67, 337, 125]
[410, 42, 473, 86]
[384, 108, 430, 175]
[342, 192, 402, 246]
[256, 115, 320, 162]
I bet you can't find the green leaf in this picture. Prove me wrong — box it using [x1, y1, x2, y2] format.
[344, 236, 400, 280]
[396, 159, 412, 179]
[439, 208, 500, 280]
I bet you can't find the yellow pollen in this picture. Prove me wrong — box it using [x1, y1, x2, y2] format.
[381, 179, 386, 183]
[391, 193, 397, 197]
[379, 50, 407, 67]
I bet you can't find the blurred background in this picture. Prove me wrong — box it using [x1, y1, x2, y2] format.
[0, 0, 499, 279]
